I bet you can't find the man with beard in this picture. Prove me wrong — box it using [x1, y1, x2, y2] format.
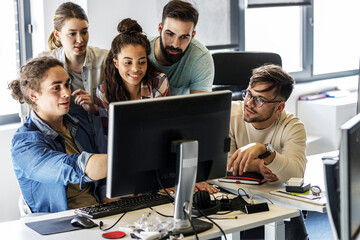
[227, 64, 308, 240]
[149, 0, 214, 95]
[227, 64, 307, 184]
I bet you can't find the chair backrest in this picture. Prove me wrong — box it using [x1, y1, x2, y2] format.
[212, 51, 282, 99]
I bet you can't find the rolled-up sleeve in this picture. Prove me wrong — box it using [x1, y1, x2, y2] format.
[11, 133, 94, 186]
[77, 151, 94, 186]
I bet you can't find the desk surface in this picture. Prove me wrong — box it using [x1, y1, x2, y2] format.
[210, 151, 338, 213]
[0, 202, 299, 240]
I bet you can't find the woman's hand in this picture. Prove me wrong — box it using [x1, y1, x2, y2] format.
[72, 89, 98, 114]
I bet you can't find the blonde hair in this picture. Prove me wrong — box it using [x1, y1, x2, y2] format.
[48, 2, 88, 50]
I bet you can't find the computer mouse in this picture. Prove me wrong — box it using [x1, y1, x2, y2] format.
[70, 216, 97, 229]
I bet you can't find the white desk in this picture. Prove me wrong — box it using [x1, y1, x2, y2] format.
[210, 151, 336, 213]
[0, 202, 299, 240]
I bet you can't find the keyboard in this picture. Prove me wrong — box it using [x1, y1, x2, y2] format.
[74, 193, 172, 219]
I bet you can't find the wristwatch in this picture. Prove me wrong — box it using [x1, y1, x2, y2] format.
[258, 143, 275, 159]
[310, 185, 322, 196]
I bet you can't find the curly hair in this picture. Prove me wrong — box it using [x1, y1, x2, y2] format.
[48, 2, 88, 50]
[101, 18, 158, 103]
[8, 56, 64, 109]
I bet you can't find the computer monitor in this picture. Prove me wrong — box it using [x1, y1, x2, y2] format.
[325, 113, 360, 240]
[106, 90, 232, 232]
[339, 113, 360, 240]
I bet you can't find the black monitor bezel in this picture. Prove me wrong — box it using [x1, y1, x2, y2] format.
[340, 113, 360, 240]
[106, 91, 232, 199]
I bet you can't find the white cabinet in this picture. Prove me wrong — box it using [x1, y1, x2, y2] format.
[297, 93, 357, 154]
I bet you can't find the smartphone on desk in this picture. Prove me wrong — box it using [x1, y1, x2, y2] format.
[219, 171, 266, 185]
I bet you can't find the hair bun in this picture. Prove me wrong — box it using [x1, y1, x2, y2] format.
[117, 18, 143, 34]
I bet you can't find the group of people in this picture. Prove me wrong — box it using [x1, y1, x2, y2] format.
[9, 2, 307, 234]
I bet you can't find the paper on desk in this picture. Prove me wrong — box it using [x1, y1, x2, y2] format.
[270, 188, 326, 206]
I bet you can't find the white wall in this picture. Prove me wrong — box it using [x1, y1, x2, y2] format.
[30, 0, 165, 55]
[0, 124, 21, 222]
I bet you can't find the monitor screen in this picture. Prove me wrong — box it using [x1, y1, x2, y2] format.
[339, 113, 360, 240]
[106, 91, 232, 199]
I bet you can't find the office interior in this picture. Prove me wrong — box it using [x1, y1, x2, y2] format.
[0, 0, 359, 237]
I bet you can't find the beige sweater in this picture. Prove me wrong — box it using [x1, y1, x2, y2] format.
[229, 101, 307, 183]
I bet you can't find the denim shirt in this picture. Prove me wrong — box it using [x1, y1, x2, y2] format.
[11, 111, 99, 213]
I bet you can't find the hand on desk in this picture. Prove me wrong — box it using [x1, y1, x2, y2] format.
[195, 182, 219, 193]
[228, 143, 266, 175]
[160, 182, 219, 195]
[259, 161, 278, 182]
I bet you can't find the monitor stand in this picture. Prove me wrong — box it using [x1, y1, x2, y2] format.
[171, 140, 213, 236]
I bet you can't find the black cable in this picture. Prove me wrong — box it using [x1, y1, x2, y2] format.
[193, 205, 227, 240]
[149, 206, 173, 218]
[237, 187, 250, 198]
[99, 212, 127, 231]
[183, 205, 199, 240]
[156, 171, 175, 203]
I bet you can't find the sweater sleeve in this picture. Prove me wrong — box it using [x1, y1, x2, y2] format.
[228, 101, 242, 161]
[265, 119, 307, 183]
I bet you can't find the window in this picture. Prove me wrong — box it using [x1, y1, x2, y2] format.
[0, 0, 20, 124]
[0, 0, 31, 125]
[313, 0, 360, 75]
[239, 0, 359, 82]
[194, 0, 238, 49]
[245, 6, 303, 73]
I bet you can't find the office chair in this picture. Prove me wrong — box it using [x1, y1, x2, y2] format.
[212, 51, 282, 100]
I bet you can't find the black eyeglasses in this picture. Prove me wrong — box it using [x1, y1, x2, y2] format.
[241, 90, 282, 108]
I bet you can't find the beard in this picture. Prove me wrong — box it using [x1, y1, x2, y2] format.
[159, 35, 187, 64]
[243, 104, 276, 123]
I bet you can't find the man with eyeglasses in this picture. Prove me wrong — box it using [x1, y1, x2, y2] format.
[227, 64, 307, 184]
[227, 64, 308, 240]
